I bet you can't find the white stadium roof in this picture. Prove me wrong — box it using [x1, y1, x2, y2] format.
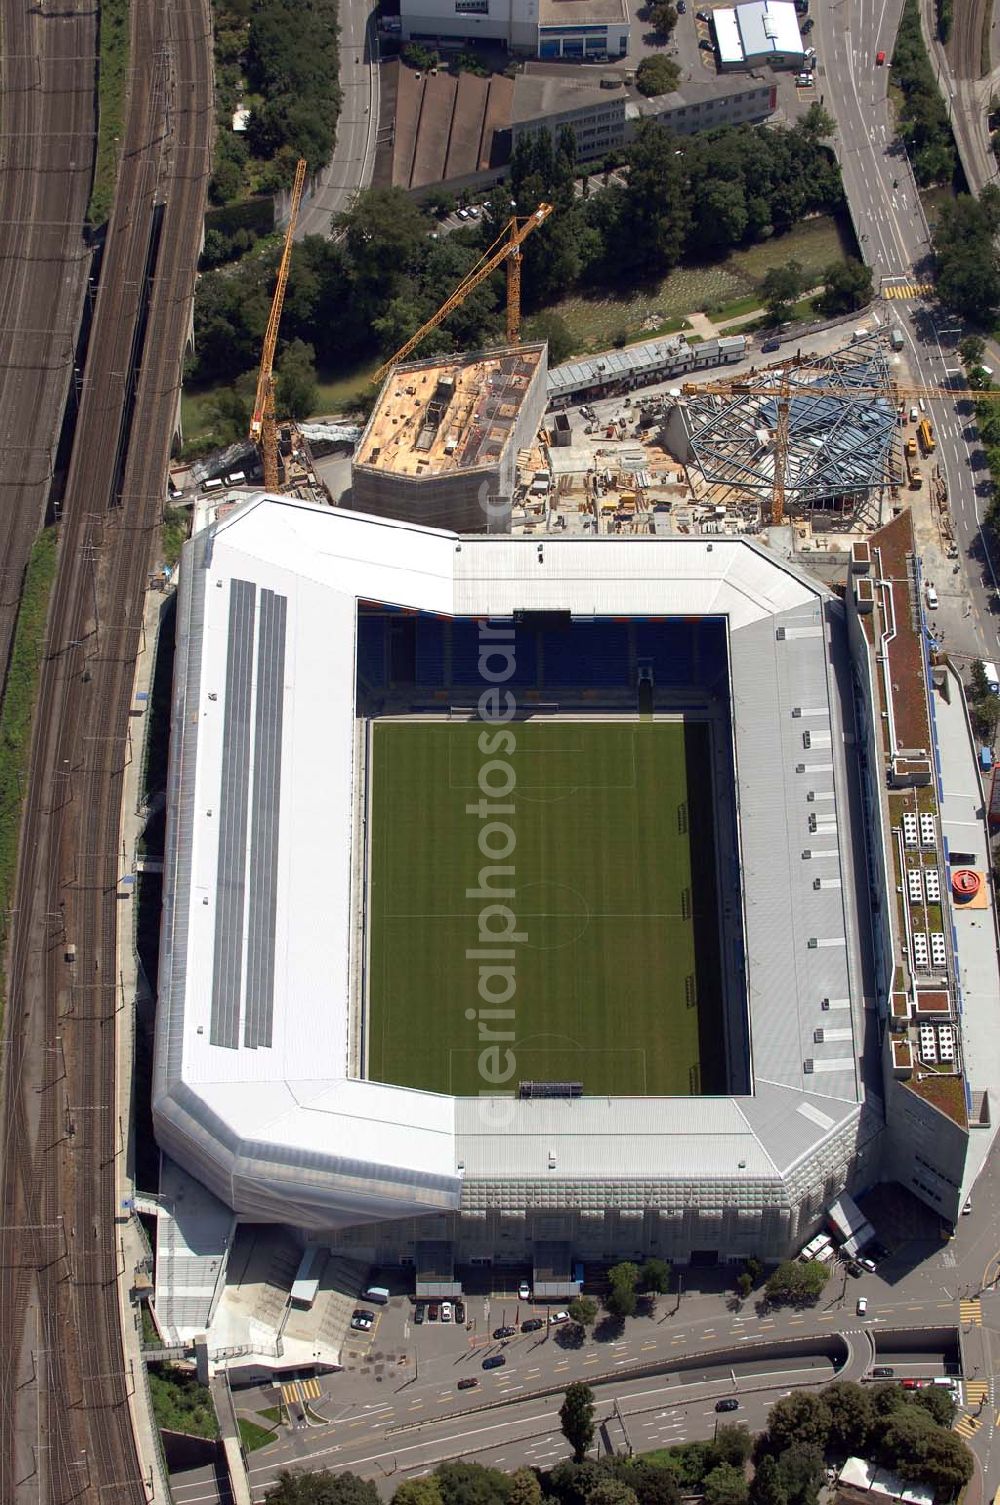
[154, 498, 864, 1230]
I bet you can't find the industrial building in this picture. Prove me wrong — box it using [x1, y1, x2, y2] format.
[714, 0, 806, 69]
[351, 342, 548, 531]
[661, 330, 898, 523]
[548, 332, 747, 405]
[399, 0, 629, 60]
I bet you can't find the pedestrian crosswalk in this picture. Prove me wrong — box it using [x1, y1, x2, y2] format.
[883, 281, 934, 300]
[960, 1298, 983, 1327]
[954, 1413, 982, 1440]
[965, 1379, 989, 1404]
[280, 1377, 321, 1406]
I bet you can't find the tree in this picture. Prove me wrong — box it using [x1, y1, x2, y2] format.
[276, 338, 318, 419]
[649, 1, 679, 35]
[588, 1481, 640, 1505]
[736, 1272, 753, 1300]
[823, 1381, 871, 1453]
[914, 1428, 974, 1493]
[393, 1483, 444, 1505]
[560, 1382, 597, 1463]
[641, 1258, 672, 1294]
[775, 1445, 825, 1505]
[265, 1470, 381, 1505]
[748, 1457, 786, 1505]
[745, 1257, 763, 1283]
[798, 102, 835, 141]
[761, 261, 804, 324]
[624, 1462, 681, 1505]
[547, 1460, 605, 1505]
[911, 1387, 956, 1428]
[763, 1260, 829, 1307]
[569, 1295, 599, 1328]
[933, 188, 1000, 321]
[712, 1425, 753, 1468]
[703, 1464, 749, 1505]
[635, 55, 682, 97]
[765, 1391, 831, 1453]
[606, 1262, 640, 1318]
[819, 258, 873, 315]
[435, 1463, 512, 1505]
[508, 1470, 543, 1505]
[525, 311, 575, 365]
[960, 335, 987, 368]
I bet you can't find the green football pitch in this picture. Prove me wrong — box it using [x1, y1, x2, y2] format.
[366, 719, 725, 1097]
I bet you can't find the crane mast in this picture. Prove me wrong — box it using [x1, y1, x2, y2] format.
[371, 203, 553, 387]
[250, 157, 307, 492]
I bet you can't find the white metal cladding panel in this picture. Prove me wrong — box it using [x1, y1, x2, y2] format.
[731, 605, 858, 1102]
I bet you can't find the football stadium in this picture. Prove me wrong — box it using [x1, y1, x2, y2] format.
[155, 495, 883, 1281]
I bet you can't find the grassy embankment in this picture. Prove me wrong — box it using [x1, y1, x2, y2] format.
[88, 0, 130, 226]
[0, 529, 59, 974]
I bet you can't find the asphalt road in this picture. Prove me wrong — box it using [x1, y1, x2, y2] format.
[295, 0, 380, 239]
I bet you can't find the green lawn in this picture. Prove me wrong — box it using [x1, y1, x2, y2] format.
[366, 719, 724, 1097]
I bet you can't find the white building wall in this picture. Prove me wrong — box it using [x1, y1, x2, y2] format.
[401, 0, 538, 48]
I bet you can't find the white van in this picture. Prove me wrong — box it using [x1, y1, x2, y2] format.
[226, 470, 246, 485]
[202, 477, 223, 493]
[925, 583, 939, 610]
[364, 1285, 390, 1305]
[984, 662, 1000, 694]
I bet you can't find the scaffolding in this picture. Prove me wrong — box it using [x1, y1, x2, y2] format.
[673, 330, 899, 526]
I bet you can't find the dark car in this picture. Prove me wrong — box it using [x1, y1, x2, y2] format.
[699, 37, 715, 48]
[760, 338, 781, 353]
[846, 1260, 862, 1277]
[715, 1398, 739, 1412]
[493, 1326, 517, 1340]
[458, 1377, 480, 1391]
[872, 1367, 895, 1378]
[801, 17, 814, 29]
[522, 1317, 544, 1333]
[428, 1302, 440, 1321]
[677, 1, 687, 11]
[483, 1354, 507, 1370]
[414, 1303, 425, 1325]
[455, 1300, 466, 1324]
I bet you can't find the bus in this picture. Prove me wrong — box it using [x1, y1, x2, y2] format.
[918, 417, 935, 453]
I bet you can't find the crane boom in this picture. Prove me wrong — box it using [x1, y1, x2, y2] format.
[250, 157, 307, 491]
[371, 203, 553, 387]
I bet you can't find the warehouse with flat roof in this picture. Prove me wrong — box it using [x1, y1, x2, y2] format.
[714, 0, 806, 68]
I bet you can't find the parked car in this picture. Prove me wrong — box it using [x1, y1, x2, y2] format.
[458, 1377, 479, 1390]
[696, 8, 710, 17]
[761, 338, 781, 353]
[441, 1301, 453, 1323]
[457, 207, 471, 219]
[716, 1398, 739, 1412]
[522, 1317, 544, 1333]
[493, 1326, 517, 1340]
[455, 1299, 466, 1323]
[801, 17, 814, 30]
[857, 1297, 868, 1315]
[698, 37, 715, 48]
[963, 1198, 972, 1215]
[428, 1302, 440, 1321]
[483, 1354, 507, 1370]
[549, 1310, 571, 1325]
[351, 1310, 375, 1331]
[414, 1303, 425, 1324]
[677, 1, 686, 11]
[846, 1260, 862, 1278]
[859, 1256, 877, 1273]
[872, 1366, 895, 1378]
[518, 1281, 531, 1300]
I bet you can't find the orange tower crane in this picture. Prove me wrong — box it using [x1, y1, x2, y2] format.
[250, 157, 307, 492]
[371, 203, 553, 386]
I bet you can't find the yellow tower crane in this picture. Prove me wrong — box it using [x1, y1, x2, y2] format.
[682, 368, 990, 526]
[371, 203, 553, 387]
[250, 157, 307, 492]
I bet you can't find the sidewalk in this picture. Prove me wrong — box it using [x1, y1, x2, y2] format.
[114, 581, 178, 1501]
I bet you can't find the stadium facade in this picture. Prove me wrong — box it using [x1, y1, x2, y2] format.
[153, 497, 969, 1282]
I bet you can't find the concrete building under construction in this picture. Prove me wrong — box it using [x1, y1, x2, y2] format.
[351, 343, 548, 532]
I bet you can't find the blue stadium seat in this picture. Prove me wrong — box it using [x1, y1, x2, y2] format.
[415, 616, 446, 685]
[542, 622, 629, 687]
[356, 614, 387, 688]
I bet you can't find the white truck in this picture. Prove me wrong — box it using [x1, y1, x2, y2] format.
[827, 1193, 875, 1258]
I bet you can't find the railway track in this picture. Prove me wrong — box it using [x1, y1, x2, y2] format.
[0, 0, 96, 688]
[948, 0, 986, 79]
[0, 0, 212, 1494]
